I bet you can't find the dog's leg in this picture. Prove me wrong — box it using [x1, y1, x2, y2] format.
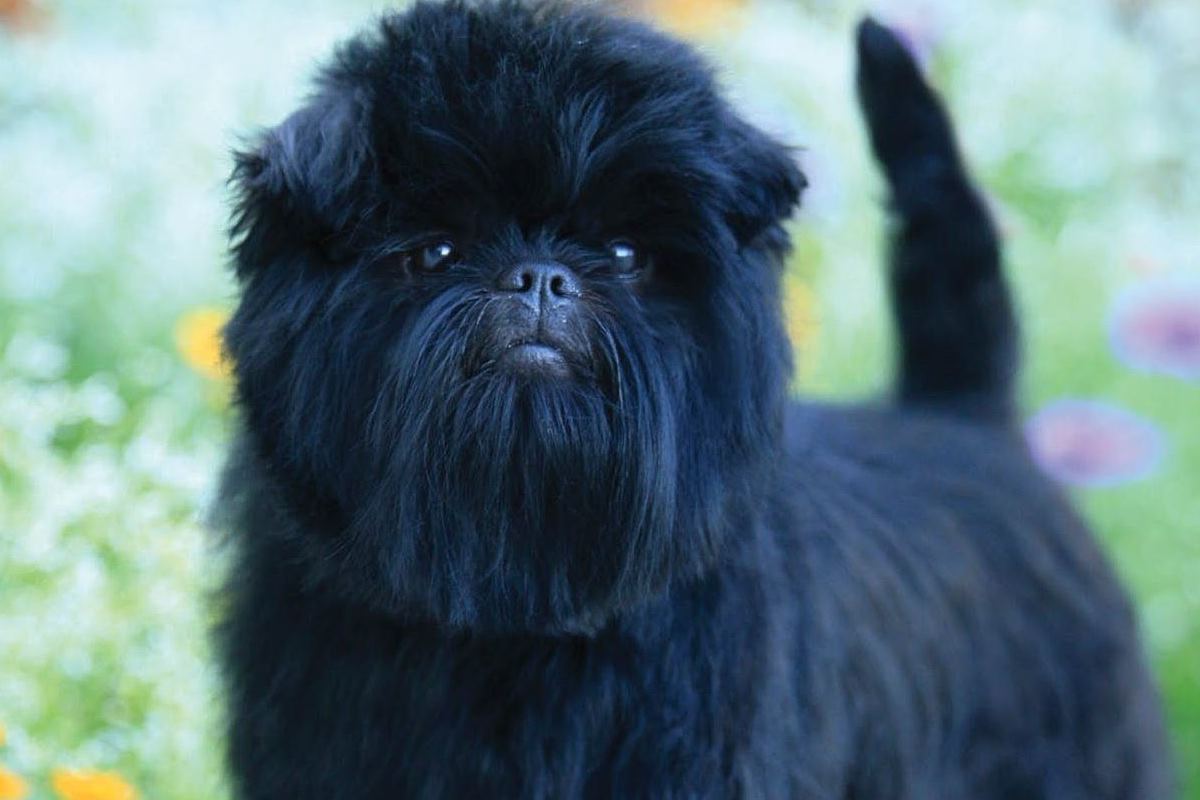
[855, 19, 1017, 421]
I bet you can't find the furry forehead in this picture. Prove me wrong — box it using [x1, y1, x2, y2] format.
[232, 0, 805, 267]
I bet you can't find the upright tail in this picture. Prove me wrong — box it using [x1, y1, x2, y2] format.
[855, 18, 1018, 421]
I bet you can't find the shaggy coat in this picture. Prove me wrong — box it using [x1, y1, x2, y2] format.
[216, 3, 1173, 797]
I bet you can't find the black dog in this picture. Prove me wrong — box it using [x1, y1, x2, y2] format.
[216, 3, 1173, 797]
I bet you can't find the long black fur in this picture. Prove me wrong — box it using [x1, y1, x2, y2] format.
[215, 4, 1173, 797]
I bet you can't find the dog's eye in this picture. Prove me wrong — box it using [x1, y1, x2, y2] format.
[417, 240, 458, 273]
[607, 240, 642, 276]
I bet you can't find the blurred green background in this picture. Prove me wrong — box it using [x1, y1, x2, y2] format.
[1, 0, 1197, 798]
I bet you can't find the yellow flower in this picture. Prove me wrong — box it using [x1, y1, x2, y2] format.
[783, 275, 819, 353]
[175, 307, 231, 380]
[639, 0, 746, 38]
[50, 769, 137, 800]
[0, 766, 28, 800]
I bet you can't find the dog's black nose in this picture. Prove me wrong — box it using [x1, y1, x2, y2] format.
[496, 262, 581, 301]
[490, 262, 585, 379]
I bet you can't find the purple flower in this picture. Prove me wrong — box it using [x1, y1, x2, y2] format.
[1025, 399, 1165, 488]
[1110, 278, 1200, 380]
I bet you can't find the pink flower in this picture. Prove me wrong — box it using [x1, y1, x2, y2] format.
[1110, 278, 1200, 380]
[1025, 399, 1165, 488]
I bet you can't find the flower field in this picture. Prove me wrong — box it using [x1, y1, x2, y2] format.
[1, 0, 1197, 797]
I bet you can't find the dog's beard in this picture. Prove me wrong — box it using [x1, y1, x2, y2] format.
[270, 278, 714, 633]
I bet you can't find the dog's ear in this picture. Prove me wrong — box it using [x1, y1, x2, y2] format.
[721, 116, 806, 247]
[230, 86, 373, 277]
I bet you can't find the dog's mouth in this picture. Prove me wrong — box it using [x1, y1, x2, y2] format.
[499, 339, 572, 379]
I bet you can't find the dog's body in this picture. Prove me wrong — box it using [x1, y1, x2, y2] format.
[220, 405, 1169, 798]
[217, 4, 1172, 798]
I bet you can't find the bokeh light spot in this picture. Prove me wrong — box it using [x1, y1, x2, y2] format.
[1110, 278, 1200, 380]
[1026, 399, 1165, 488]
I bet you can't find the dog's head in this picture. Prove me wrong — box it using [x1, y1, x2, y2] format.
[225, 0, 804, 633]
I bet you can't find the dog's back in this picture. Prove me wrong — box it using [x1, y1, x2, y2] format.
[782, 403, 1171, 798]
[783, 21, 1174, 798]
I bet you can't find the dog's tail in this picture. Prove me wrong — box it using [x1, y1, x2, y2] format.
[855, 18, 1018, 421]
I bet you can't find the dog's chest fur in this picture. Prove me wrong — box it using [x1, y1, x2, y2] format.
[224, 523, 811, 798]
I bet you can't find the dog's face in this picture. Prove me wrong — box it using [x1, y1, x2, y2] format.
[225, 0, 803, 633]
